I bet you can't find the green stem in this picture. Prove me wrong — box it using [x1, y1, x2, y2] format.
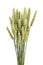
[16, 43, 26, 65]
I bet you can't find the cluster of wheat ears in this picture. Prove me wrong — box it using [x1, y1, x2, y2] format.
[6, 8, 37, 65]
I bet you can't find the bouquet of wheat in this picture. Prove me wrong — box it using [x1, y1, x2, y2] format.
[6, 8, 37, 65]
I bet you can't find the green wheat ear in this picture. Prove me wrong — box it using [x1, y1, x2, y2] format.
[6, 8, 37, 65]
[30, 11, 37, 27]
[6, 26, 14, 40]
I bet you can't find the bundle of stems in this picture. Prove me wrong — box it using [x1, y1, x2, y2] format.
[6, 8, 37, 65]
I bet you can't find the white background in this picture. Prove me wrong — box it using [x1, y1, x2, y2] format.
[0, 0, 43, 65]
